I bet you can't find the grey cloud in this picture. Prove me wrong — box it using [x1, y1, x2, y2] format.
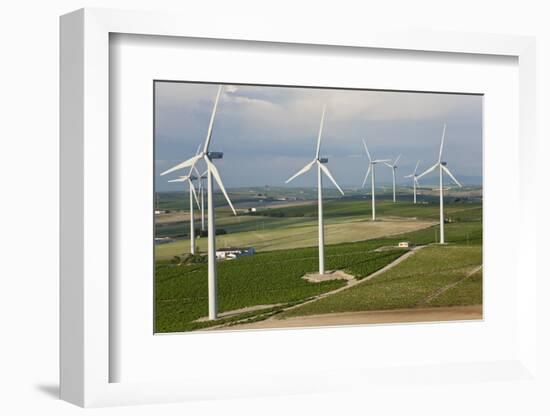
[155, 82, 482, 190]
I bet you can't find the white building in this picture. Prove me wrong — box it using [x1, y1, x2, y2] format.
[215, 247, 256, 260]
[398, 241, 410, 248]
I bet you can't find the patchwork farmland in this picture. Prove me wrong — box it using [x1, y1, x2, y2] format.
[155, 190, 482, 333]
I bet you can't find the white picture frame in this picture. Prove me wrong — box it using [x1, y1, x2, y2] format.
[60, 7, 537, 407]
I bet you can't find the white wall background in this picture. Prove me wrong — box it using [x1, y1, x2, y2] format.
[0, 1, 548, 415]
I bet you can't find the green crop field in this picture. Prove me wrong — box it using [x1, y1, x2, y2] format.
[155, 217, 437, 259]
[154, 190, 482, 333]
[155, 213, 482, 332]
[256, 198, 480, 220]
[155, 243, 406, 332]
[156, 214, 314, 239]
[155, 190, 480, 237]
[427, 268, 483, 307]
[279, 244, 482, 319]
[155, 197, 481, 259]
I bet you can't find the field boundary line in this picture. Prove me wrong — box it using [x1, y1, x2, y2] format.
[422, 264, 482, 305]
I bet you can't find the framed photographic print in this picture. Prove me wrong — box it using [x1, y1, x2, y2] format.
[60, 7, 538, 408]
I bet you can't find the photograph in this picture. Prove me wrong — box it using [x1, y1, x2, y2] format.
[154, 82, 483, 333]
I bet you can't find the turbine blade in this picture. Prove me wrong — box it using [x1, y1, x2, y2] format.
[383, 162, 393, 168]
[373, 159, 392, 163]
[414, 177, 420, 186]
[438, 123, 447, 162]
[203, 85, 223, 153]
[404, 174, 413, 178]
[161, 154, 201, 176]
[285, 160, 316, 183]
[315, 105, 326, 159]
[190, 181, 201, 209]
[168, 175, 190, 183]
[394, 154, 401, 166]
[441, 164, 462, 187]
[416, 162, 439, 180]
[362, 165, 372, 188]
[362, 139, 372, 162]
[192, 165, 201, 179]
[414, 160, 420, 175]
[205, 157, 237, 215]
[186, 144, 203, 175]
[318, 162, 344, 195]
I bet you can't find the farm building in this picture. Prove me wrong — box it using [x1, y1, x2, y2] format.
[215, 247, 256, 260]
[398, 241, 411, 248]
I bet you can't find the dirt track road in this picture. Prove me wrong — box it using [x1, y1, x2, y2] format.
[229, 305, 482, 330]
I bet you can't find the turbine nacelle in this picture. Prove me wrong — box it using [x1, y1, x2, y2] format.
[207, 151, 224, 160]
[319, 157, 328, 164]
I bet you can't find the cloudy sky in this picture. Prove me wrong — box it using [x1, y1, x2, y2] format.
[155, 82, 482, 191]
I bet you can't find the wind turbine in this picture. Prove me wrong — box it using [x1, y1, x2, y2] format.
[167, 166, 201, 255]
[161, 85, 236, 320]
[384, 154, 401, 203]
[416, 123, 462, 244]
[167, 144, 202, 254]
[404, 161, 420, 204]
[361, 139, 391, 221]
[285, 105, 344, 275]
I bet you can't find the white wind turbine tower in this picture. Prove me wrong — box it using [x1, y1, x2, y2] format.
[197, 169, 208, 232]
[361, 139, 391, 221]
[167, 165, 201, 255]
[384, 154, 401, 202]
[161, 85, 236, 320]
[285, 105, 344, 275]
[404, 161, 421, 204]
[416, 123, 462, 244]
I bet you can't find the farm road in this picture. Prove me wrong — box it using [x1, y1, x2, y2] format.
[231, 305, 482, 330]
